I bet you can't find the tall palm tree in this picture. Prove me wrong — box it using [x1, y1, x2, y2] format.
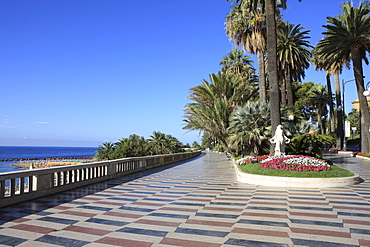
[225, 4, 267, 102]
[228, 101, 271, 155]
[316, 1, 370, 153]
[311, 53, 336, 133]
[333, 71, 344, 148]
[219, 47, 255, 77]
[324, 74, 335, 133]
[277, 21, 312, 110]
[227, 0, 302, 154]
[312, 47, 349, 149]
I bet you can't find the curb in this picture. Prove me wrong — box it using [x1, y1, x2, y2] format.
[356, 155, 370, 161]
[233, 163, 360, 188]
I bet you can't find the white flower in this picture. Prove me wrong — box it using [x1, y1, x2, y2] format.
[262, 154, 292, 163]
[284, 157, 330, 167]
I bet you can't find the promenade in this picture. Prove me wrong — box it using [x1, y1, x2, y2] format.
[0, 152, 370, 247]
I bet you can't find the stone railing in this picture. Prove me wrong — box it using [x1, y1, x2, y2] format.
[0, 151, 201, 208]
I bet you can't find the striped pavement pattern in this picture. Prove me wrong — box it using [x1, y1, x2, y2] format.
[0, 152, 369, 247]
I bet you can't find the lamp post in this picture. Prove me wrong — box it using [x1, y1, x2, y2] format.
[363, 81, 370, 96]
[342, 79, 355, 151]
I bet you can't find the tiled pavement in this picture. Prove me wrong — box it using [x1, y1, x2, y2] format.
[1, 152, 370, 247]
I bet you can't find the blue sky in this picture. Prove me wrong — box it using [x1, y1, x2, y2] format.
[0, 0, 367, 147]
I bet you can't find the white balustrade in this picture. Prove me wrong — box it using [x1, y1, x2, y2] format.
[0, 151, 201, 208]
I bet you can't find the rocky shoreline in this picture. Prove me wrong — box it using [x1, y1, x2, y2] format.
[2, 157, 94, 169]
[0, 157, 93, 162]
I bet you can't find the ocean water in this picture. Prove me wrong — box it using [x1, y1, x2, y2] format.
[0, 146, 97, 173]
[0, 146, 97, 160]
[0, 161, 25, 173]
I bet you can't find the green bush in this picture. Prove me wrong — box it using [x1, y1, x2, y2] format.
[286, 131, 334, 158]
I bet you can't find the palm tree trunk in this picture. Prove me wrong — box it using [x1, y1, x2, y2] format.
[326, 74, 335, 132]
[285, 66, 294, 110]
[352, 48, 370, 153]
[334, 73, 343, 150]
[281, 77, 287, 106]
[257, 51, 267, 103]
[317, 108, 323, 135]
[266, 0, 280, 154]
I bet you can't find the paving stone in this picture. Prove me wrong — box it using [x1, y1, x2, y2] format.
[35, 235, 90, 247]
[291, 238, 359, 247]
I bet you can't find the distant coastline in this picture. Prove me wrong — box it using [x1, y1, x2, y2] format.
[11, 158, 94, 169]
[0, 146, 97, 173]
[0, 157, 94, 162]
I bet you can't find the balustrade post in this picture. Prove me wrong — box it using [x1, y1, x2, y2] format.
[0, 180, 5, 198]
[107, 161, 116, 178]
[159, 156, 164, 167]
[33, 173, 53, 191]
[19, 177, 25, 195]
[10, 179, 15, 197]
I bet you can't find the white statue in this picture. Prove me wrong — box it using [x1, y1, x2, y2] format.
[270, 124, 290, 155]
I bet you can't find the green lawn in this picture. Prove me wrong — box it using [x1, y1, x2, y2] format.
[238, 163, 354, 178]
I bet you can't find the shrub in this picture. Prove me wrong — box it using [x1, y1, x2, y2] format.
[286, 131, 335, 158]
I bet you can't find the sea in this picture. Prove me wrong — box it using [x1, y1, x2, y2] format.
[0, 146, 97, 174]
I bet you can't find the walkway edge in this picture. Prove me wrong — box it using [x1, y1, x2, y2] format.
[233, 163, 360, 188]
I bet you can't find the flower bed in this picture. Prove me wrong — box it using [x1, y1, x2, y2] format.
[358, 152, 370, 158]
[259, 155, 330, 172]
[235, 155, 273, 165]
[257, 155, 272, 162]
[234, 154, 359, 186]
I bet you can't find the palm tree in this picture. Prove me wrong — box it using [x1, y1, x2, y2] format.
[228, 101, 271, 155]
[227, 0, 302, 154]
[148, 131, 166, 154]
[130, 134, 148, 157]
[277, 21, 312, 110]
[183, 72, 258, 151]
[312, 47, 350, 149]
[316, 2, 370, 153]
[95, 142, 115, 160]
[220, 48, 255, 78]
[307, 84, 330, 134]
[289, 130, 334, 158]
[311, 53, 336, 133]
[225, 4, 267, 102]
[324, 73, 335, 133]
[333, 71, 344, 149]
[164, 134, 182, 154]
